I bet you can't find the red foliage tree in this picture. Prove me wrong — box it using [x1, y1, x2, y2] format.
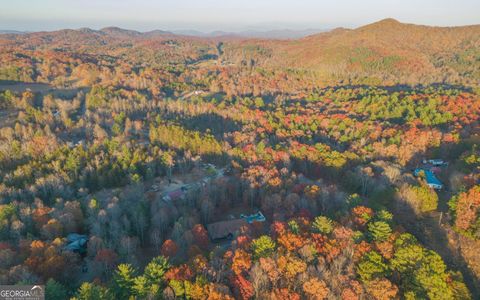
[270, 221, 287, 239]
[192, 224, 210, 250]
[351, 206, 374, 227]
[230, 274, 254, 300]
[236, 235, 251, 250]
[270, 288, 301, 300]
[95, 248, 118, 272]
[161, 239, 178, 258]
[165, 264, 194, 281]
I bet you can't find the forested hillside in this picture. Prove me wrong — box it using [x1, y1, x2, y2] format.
[0, 19, 479, 299]
[222, 19, 480, 86]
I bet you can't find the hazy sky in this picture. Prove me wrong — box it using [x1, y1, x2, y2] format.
[1, 0, 479, 32]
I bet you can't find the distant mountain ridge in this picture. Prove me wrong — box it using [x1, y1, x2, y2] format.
[0, 27, 325, 40]
[0, 30, 27, 34]
[171, 28, 326, 39]
[0, 18, 478, 85]
[3, 18, 478, 41]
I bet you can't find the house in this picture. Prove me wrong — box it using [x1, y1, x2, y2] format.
[169, 189, 184, 199]
[67, 233, 88, 243]
[75, 140, 85, 147]
[214, 168, 226, 179]
[424, 170, 443, 190]
[189, 182, 202, 192]
[414, 168, 443, 190]
[423, 159, 447, 166]
[207, 219, 248, 241]
[162, 189, 185, 203]
[240, 211, 266, 224]
[64, 233, 88, 254]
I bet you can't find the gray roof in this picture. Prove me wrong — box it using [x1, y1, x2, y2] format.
[207, 219, 248, 240]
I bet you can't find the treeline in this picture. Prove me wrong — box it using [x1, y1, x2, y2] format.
[51, 205, 470, 299]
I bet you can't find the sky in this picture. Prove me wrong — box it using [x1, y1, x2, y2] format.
[1, 0, 479, 32]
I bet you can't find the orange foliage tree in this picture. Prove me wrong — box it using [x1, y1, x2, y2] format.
[453, 186, 480, 233]
[232, 249, 252, 275]
[302, 277, 330, 299]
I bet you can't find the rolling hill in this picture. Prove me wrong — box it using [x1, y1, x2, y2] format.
[221, 19, 480, 85]
[0, 19, 479, 86]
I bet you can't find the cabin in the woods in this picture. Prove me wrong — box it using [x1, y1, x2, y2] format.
[207, 211, 267, 241]
[207, 219, 248, 241]
[414, 168, 444, 190]
[64, 233, 88, 254]
[162, 189, 185, 203]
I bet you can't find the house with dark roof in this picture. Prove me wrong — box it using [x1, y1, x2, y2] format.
[207, 219, 248, 241]
[162, 189, 186, 203]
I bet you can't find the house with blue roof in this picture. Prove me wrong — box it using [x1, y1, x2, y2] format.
[414, 168, 443, 190]
[240, 211, 266, 223]
[64, 233, 88, 254]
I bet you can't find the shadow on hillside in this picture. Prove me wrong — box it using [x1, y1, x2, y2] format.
[310, 83, 475, 94]
[392, 140, 480, 297]
[0, 80, 52, 93]
[309, 136, 480, 296]
[166, 112, 241, 139]
[392, 198, 480, 297]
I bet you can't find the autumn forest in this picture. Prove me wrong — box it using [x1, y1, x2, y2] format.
[0, 18, 479, 299]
